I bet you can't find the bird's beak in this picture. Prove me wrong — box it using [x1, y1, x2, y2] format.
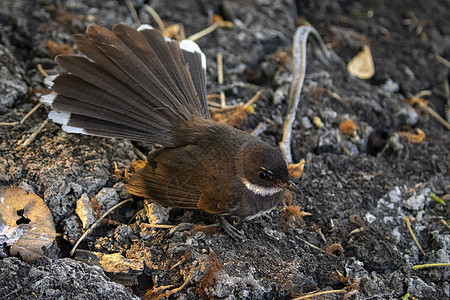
[285, 180, 302, 194]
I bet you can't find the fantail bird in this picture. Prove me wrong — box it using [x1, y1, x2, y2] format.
[40, 24, 300, 238]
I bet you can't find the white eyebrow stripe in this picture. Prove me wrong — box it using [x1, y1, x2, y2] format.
[240, 177, 284, 196]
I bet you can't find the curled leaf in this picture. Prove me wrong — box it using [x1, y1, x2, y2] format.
[347, 44, 375, 79]
[398, 128, 426, 143]
[288, 159, 306, 179]
[0, 186, 56, 261]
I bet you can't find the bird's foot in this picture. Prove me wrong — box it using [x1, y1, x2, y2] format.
[219, 216, 245, 241]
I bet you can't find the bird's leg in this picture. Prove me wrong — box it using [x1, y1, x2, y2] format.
[219, 216, 245, 240]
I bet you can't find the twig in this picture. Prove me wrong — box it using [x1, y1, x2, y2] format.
[279, 25, 330, 163]
[124, 0, 141, 27]
[142, 223, 175, 229]
[187, 23, 218, 41]
[251, 122, 268, 137]
[404, 216, 426, 256]
[436, 55, 450, 68]
[143, 5, 165, 31]
[21, 102, 43, 124]
[300, 238, 336, 257]
[423, 104, 450, 130]
[292, 289, 347, 300]
[407, 92, 450, 130]
[132, 144, 148, 161]
[412, 262, 450, 270]
[243, 91, 261, 110]
[0, 121, 19, 126]
[0, 102, 44, 127]
[216, 52, 226, 108]
[21, 118, 50, 147]
[217, 53, 223, 84]
[37, 64, 49, 78]
[166, 268, 194, 295]
[70, 198, 133, 256]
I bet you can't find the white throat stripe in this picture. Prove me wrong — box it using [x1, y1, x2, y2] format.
[240, 177, 283, 196]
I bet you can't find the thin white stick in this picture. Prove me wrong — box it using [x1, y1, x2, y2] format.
[279, 26, 330, 163]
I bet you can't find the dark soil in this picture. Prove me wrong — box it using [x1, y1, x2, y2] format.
[1, 0, 449, 299]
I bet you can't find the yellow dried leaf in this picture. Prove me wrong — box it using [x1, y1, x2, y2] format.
[339, 120, 357, 135]
[288, 159, 306, 179]
[131, 160, 147, 173]
[212, 15, 233, 28]
[347, 44, 375, 79]
[47, 40, 74, 59]
[0, 186, 56, 261]
[163, 24, 182, 39]
[398, 128, 426, 143]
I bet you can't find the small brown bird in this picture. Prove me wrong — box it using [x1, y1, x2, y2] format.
[41, 24, 300, 238]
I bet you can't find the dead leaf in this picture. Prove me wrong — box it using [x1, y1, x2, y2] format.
[130, 160, 147, 173]
[347, 44, 375, 79]
[162, 24, 184, 40]
[211, 105, 251, 127]
[212, 14, 233, 28]
[0, 186, 56, 261]
[339, 120, 357, 136]
[288, 159, 306, 179]
[47, 40, 75, 59]
[398, 128, 426, 143]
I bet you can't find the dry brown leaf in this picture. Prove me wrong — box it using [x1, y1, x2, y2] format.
[282, 205, 311, 227]
[131, 160, 147, 173]
[0, 186, 56, 261]
[211, 105, 251, 127]
[162, 24, 184, 39]
[339, 120, 357, 135]
[46, 40, 75, 59]
[288, 159, 306, 179]
[398, 128, 426, 143]
[212, 14, 233, 28]
[347, 44, 375, 79]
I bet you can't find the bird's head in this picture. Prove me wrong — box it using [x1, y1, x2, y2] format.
[235, 140, 301, 196]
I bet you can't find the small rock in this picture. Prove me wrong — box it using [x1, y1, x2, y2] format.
[300, 116, 312, 129]
[75, 193, 96, 229]
[145, 202, 170, 224]
[95, 188, 119, 211]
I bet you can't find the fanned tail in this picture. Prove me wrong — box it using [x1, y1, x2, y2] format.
[41, 23, 208, 146]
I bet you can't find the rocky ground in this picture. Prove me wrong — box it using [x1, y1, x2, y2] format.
[0, 0, 449, 299]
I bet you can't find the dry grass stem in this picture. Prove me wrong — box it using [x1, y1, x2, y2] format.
[70, 198, 133, 256]
[404, 216, 426, 256]
[20, 118, 50, 147]
[280, 25, 330, 163]
[143, 5, 165, 31]
[124, 0, 141, 27]
[187, 23, 218, 41]
[293, 289, 347, 299]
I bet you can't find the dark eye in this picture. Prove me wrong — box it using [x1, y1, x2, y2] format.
[258, 169, 273, 180]
[258, 171, 269, 180]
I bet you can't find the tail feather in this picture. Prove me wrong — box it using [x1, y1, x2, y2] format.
[84, 25, 190, 122]
[52, 72, 171, 130]
[180, 40, 209, 118]
[41, 24, 209, 146]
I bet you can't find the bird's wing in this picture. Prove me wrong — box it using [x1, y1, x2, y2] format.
[127, 147, 202, 209]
